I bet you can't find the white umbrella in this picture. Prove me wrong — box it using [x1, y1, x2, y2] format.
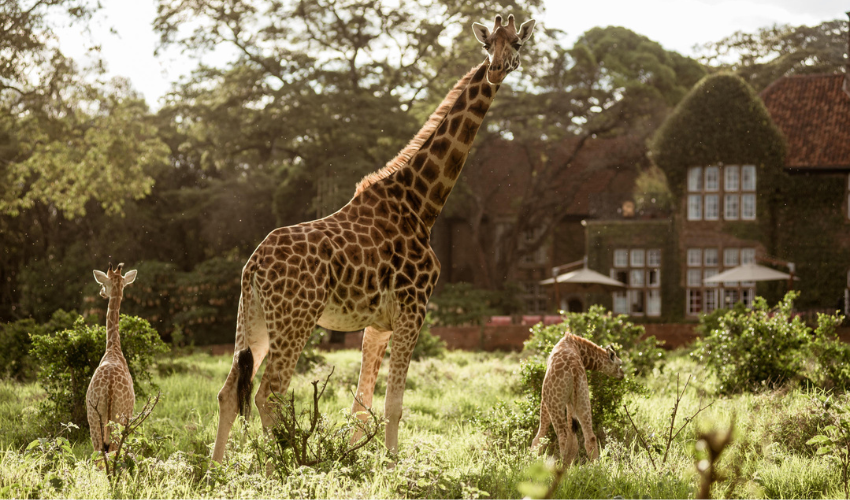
[539, 266, 626, 293]
[703, 262, 793, 284]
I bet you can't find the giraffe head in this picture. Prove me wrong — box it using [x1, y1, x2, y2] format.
[93, 263, 137, 300]
[600, 345, 626, 379]
[472, 14, 535, 85]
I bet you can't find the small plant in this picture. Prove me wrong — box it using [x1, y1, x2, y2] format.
[91, 392, 161, 486]
[806, 393, 850, 498]
[253, 367, 383, 480]
[695, 418, 735, 499]
[29, 315, 168, 429]
[624, 373, 714, 470]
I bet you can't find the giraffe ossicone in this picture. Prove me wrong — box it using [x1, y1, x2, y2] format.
[211, 13, 535, 463]
[531, 330, 625, 466]
[86, 262, 137, 454]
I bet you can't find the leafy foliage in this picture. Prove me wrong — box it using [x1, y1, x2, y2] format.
[806, 393, 850, 498]
[691, 291, 846, 393]
[430, 282, 498, 326]
[0, 310, 80, 381]
[29, 315, 168, 429]
[697, 18, 849, 92]
[649, 72, 785, 196]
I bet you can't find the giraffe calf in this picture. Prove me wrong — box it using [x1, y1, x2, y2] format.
[86, 263, 137, 454]
[530, 331, 624, 466]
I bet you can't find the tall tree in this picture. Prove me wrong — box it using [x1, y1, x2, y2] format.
[696, 18, 848, 91]
[446, 26, 706, 288]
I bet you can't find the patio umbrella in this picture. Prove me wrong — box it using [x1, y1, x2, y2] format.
[703, 262, 794, 284]
[539, 266, 626, 294]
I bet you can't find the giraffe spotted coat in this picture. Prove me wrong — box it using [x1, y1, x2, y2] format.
[212, 14, 536, 462]
[86, 263, 137, 453]
[531, 331, 624, 466]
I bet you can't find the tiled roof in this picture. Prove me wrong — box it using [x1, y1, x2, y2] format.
[760, 74, 850, 170]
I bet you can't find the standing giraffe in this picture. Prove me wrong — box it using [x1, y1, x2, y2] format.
[87, 263, 137, 453]
[530, 331, 624, 466]
[212, 14, 535, 462]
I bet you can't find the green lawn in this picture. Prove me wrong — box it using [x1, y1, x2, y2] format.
[0, 349, 845, 498]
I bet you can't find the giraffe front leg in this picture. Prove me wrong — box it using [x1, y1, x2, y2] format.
[351, 326, 392, 443]
[383, 308, 425, 453]
[531, 400, 552, 453]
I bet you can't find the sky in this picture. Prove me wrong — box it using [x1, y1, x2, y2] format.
[55, 0, 848, 110]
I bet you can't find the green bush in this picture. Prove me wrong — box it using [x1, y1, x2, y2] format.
[29, 315, 168, 430]
[691, 291, 846, 393]
[480, 306, 660, 448]
[0, 310, 81, 381]
[430, 283, 497, 326]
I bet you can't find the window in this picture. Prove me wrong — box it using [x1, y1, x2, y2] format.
[630, 249, 645, 267]
[688, 249, 702, 267]
[613, 292, 628, 314]
[704, 268, 719, 288]
[742, 165, 756, 191]
[686, 246, 755, 317]
[725, 166, 740, 191]
[704, 288, 718, 313]
[647, 249, 662, 267]
[686, 165, 755, 221]
[704, 248, 718, 266]
[687, 269, 703, 287]
[647, 290, 661, 316]
[742, 194, 756, 220]
[688, 167, 703, 191]
[705, 194, 719, 220]
[614, 249, 629, 268]
[611, 248, 660, 317]
[705, 166, 719, 191]
[629, 289, 645, 314]
[688, 289, 702, 315]
[724, 194, 739, 220]
[688, 195, 702, 220]
[724, 248, 739, 267]
[630, 269, 645, 287]
[648, 269, 660, 287]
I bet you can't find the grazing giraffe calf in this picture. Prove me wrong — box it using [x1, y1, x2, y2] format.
[86, 263, 137, 454]
[531, 331, 624, 466]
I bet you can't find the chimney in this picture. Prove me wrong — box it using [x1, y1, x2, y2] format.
[844, 11, 850, 98]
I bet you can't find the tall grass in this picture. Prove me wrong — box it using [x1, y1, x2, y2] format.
[0, 349, 847, 498]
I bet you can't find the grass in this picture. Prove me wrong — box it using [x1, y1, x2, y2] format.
[0, 349, 847, 498]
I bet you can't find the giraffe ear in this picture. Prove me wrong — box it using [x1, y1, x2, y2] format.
[123, 270, 137, 286]
[93, 270, 108, 285]
[472, 22, 490, 45]
[517, 19, 536, 44]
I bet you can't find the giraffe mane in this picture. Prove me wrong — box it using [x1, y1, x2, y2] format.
[353, 63, 483, 197]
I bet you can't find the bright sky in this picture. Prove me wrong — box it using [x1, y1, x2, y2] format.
[55, 0, 847, 110]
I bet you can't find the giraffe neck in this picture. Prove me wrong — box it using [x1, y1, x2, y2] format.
[568, 334, 608, 371]
[105, 293, 122, 353]
[403, 63, 497, 228]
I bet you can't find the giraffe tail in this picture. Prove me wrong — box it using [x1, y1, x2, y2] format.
[236, 347, 254, 418]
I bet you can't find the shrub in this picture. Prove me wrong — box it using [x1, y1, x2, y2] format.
[691, 291, 846, 393]
[430, 283, 497, 326]
[29, 315, 168, 430]
[0, 310, 81, 382]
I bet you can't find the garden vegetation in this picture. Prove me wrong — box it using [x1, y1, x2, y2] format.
[1, 296, 849, 498]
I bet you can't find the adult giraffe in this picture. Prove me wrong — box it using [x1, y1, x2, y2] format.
[212, 13, 535, 462]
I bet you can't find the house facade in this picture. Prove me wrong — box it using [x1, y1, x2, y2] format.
[585, 71, 850, 322]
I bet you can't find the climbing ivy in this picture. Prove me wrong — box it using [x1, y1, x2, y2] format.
[649, 73, 786, 196]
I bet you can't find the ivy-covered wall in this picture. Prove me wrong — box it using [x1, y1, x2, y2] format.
[585, 219, 682, 323]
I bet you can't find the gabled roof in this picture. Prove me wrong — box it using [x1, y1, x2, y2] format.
[760, 74, 850, 171]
